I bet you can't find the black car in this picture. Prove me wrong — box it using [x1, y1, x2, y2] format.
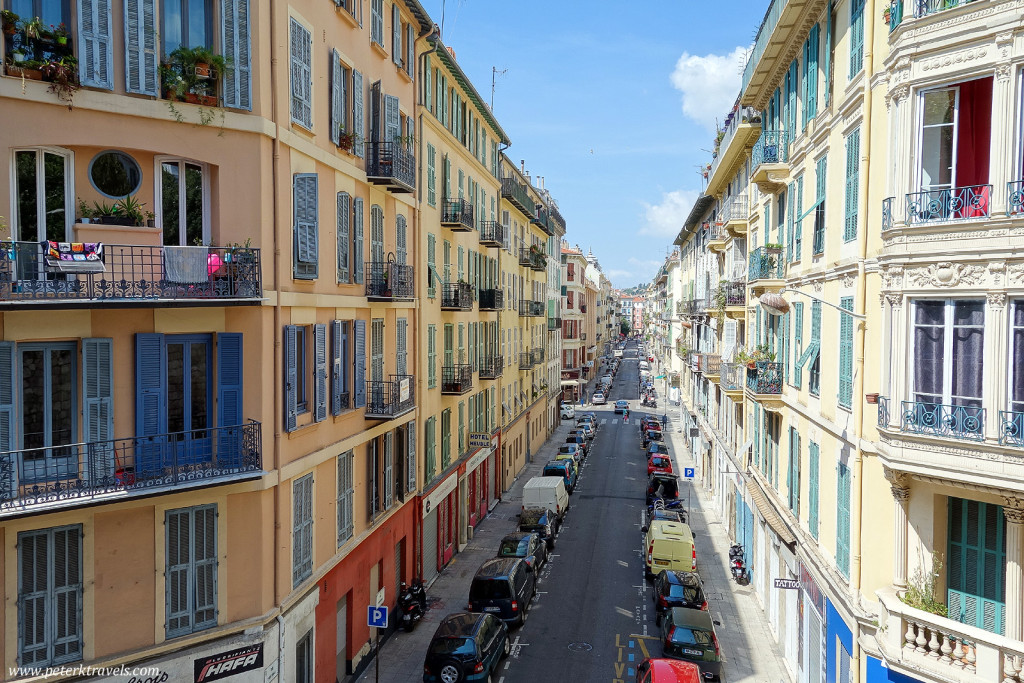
[643, 428, 665, 449]
[423, 612, 510, 683]
[519, 507, 559, 549]
[653, 571, 707, 624]
[659, 607, 722, 680]
[497, 531, 548, 570]
[647, 473, 680, 503]
[467, 558, 537, 626]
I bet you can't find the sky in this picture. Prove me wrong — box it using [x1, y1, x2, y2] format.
[421, 0, 768, 289]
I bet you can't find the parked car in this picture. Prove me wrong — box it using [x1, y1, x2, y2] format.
[635, 658, 704, 683]
[542, 459, 577, 493]
[615, 400, 630, 414]
[592, 391, 607, 405]
[423, 612, 510, 683]
[574, 422, 595, 440]
[647, 507, 687, 526]
[648, 442, 671, 457]
[643, 429, 665, 449]
[522, 477, 570, 521]
[643, 520, 696, 578]
[648, 473, 681, 502]
[559, 402, 576, 420]
[518, 507, 559, 549]
[556, 443, 583, 467]
[566, 433, 588, 456]
[648, 454, 674, 476]
[653, 571, 708, 624]
[497, 532, 548, 570]
[659, 607, 722, 680]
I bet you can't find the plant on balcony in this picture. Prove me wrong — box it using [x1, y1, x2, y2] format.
[764, 242, 783, 254]
[159, 46, 229, 107]
[338, 126, 357, 152]
[22, 16, 43, 39]
[50, 22, 68, 45]
[883, 5, 891, 21]
[713, 283, 728, 324]
[1, 10, 19, 34]
[40, 55, 79, 107]
[900, 551, 947, 618]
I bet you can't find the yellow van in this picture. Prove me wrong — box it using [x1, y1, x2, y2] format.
[642, 520, 696, 579]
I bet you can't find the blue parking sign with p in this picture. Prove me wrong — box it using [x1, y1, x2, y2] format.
[367, 605, 388, 628]
[684, 467, 695, 479]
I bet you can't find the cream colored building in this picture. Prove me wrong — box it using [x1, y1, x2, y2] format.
[560, 244, 588, 402]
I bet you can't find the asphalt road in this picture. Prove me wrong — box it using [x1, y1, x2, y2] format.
[501, 340, 670, 683]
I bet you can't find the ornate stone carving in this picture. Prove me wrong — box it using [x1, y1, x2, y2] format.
[883, 467, 912, 502]
[988, 261, 1006, 287]
[841, 272, 856, 289]
[1004, 497, 1024, 524]
[906, 263, 985, 288]
[886, 292, 904, 309]
[987, 292, 1007, 309]
[882, 266, 905, 289]
[996, 62, 1012, 81]
[1009, 263, 1024, 284]
[812, 279, 824, 293]
[921, 48, 987, 72]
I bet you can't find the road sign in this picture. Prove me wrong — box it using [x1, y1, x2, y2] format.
[683, 467, 695, 479]
[375, 587, 385, 607]
[774, 578, 800, 590]
[367, 605, 388, 628]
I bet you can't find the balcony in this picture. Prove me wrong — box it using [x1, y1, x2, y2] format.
[365, 141, 415, 193]
[721, 281, 746, 318]
[501, 176, 535, 219]
[719, 362, 745, 397]
[741, 0, 828, 108]
[905, 185, 991, 224]
[479, 356, 503, 380]
[706, 222, 729, 252]
[548, 205, 565, 234]
[478, 221, 505, 248]
[0, 421, 262, 516]
[707, 110, 762, 196]
[875, 587, 1024, 683]
[722, 194, 750, 236]
[748, 246, 785, 291]
[750, 130, 790, 194]
[548, 316, 562, 331]
[365, 375, 416, 418]
[365, 262, 414, 301]
[519, 352, 534, 370]
[479, 288, 503, 311]
[441, 365, 473, 395]
[700, 354, 721, 378]
[519, 299, 544, 317]
[531, 347, 545, 365]
[0, 243, 262, 308]
[898, 400, 985, 442]
[441, 199, 474, 231]
[532, 207, 554, 236]
[745, 362, 783, 410]
[1009, 180, 1024, 216]
[441, 282, 473, 310]
[887, 0, 985, 33]
[882, 196, 895, 232]
[519, 247, 547, 271]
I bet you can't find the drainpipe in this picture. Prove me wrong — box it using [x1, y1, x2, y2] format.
[850, 0, 878, 680]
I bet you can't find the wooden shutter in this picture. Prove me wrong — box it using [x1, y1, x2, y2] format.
[135, 333, 167, 438]
[836, 462, 851, 577]
[425, 55, 432, 111]
[396, 215, 407, 265]
[781, 312, 789, 384]
[391, 4, 401, 66]
[221, 0, 251, 109]
[82, 338, 114, 477]
[849, 0, 864, 78]
[292, 475, 313, 587]
[427, 325, 436, 388]
[383, 431, 394, 508]
[0, 341, 15, 498]
[353, 70, 365, 158]
[406, 23, 415, 76]
[166, 509, 193, 635]
[353, 198, 364, 283]
[284, 325, 298, 432]
[50, 526, 83, 662]
[839, 297, 854, 407]
[193, 505, 217, 630]
[353, 320, 367, 408]
[337, 192, 350, 282]
[124, 0, 158, 95]
[793, 303, 804, 389]
[314, 323, 328, 422]
[290, 19, 313, 128]
[331, 320, 344, 416]
[330, 49, 343, 145]
[808, 442, 819, 538]
[804, 24, 819, 123]
[795, 176, 804, 256]
[384, 94, 400, 143]
[337, 452, 353, 545]
[407, 422, 416, 492]
[370, 0, 383, 45]
[293, 173, 319, 276]
[396, 318, 408, 376]
[948, 498, 1007, 634]
[216, 333, 243, 429]
[786, 181, 796, 262]
[78, 0, 113, 89]
[844, 129, 860, 242]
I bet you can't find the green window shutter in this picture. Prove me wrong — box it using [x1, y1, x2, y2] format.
[781, 312, 789, 385]
[792, 302, 804, 388]
[947, 498, 1007, 634]
[424, 55, 432, 112]
[849, 0, 864, 79]
[844, 128, 860, 242]
[804, 24, 819, 123]
[458, 403, 465, 454]
[427, 325, 436, 388]
[809, 442, 819, 539]
[836, 462, 851, 578]
[425, 417, 435, 481]
[427, 144, 436, 207]
[795, 176, 804, 258]
[814, 155, 827, 254]
[786, 181, 796, 262]
[839, 297, 853, 408]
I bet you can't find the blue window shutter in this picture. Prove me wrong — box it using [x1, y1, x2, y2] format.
[220, 0, 251, 110]
[407, 422, 416, 492]
[406, 23, 415, 76]
[795, 176, 804, 257]
[370, 0, 383, 45]
[392, 4, 401, 66]
[78, 0, 113, 89]
[216, 333, 243, 428]
[289, 19, 312, 128]
[805, 24, 819, 122]
[353, 320, 366, 408]
[135, 333, 166, 437]
[330, 49, 343, 145]
[293, 173, 319, 278]
[849, 0, 864, 78]
[284, 326, 298, 432]
[331, 320, 343, 415]
[844, 129, 860, 242]
[124, 0, 157, 94]
[809, 442, 819, 538]
[165, 508, 192, 635]
[353, 70, 365, 158]
[353, 198, 364, 284]
[83, 337, 115, 454]
[314, 323, 327, 422]
[337, 192, 350, 282]
[839, 297, 854, 408]
[384, 94, 400, 143]
[0, 341, 16, 457]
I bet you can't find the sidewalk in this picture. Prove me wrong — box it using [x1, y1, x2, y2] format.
[356, 375, 603, 683]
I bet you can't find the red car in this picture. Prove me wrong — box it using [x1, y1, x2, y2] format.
[636, 658, 704, 683]
[648, 454, 674, 475]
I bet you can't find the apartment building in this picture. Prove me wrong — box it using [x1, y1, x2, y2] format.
[537, 188, 566, 432]
[559, 244, 587, 402]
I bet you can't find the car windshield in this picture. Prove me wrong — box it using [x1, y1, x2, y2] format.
[470, 579, 511, 600]
[498, 539, 528, 557]
[670, 627, 713, 647]
[669, 584, 701, 602]
[652, 478, 679, 497]
[651, 457, 669, 467]
[558, 446, 576, 454]
[429, 636, 476, 656]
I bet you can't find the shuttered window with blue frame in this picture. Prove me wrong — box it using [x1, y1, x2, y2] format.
[337, 193, 351, 283]
[836, 461, 851, 578]
[808, 442, 819, 539]
[289, 19, 312, 129]
[337, 450, 354, 546]
[370, 0, 383, 46]
[849, 0, 865, 80]
[293, 173, 318, 279]
[425, 416, 436, 482]
[331, 320, 349, 415]
[220, 0, 251, 110]
[948, 497, 1006, 634]
[844, 128, 860, 242]
[802, 24, 819, 125]
[124, 0, 158, 95]
[788, 427, 800, 516]
[353, 70, 365, 158]
[813, 155, 827, 255]
[839, 297, 854, 408]
[18, 525, 83, 667]
[313, 324, 328, 422]
[353, 320, 367, 408]
[165, 504, 218, 638]
[353, 198, 365, 284]
[78, 0, 114, 89]
[292, 473, 314, 587]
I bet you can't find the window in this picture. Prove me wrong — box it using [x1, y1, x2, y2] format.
[427, 325, 437, 388]
[13, 148, 71, 244]
[947, 497, 1006, 634]
[353, 198, 364, 283]
[330, 50, 348, 146]
[912, 299, 984, 414]
[160, 159, 208, 246]
[791, 302, 804, 388]
[441, 408, 451, 467]
[383, 431, 394, 509]
[292, 474, 313, 587]
[836, 461, 851, 578]
[337, 192, 351, 283]
[843, 129, 860, 241]
[427, 232, 437, 298]
[284, 324, 313, 430]
[848, 0, 864, 79]
[371, 318, 384, 382]
[161, 0, 212, 55]
[370, 204, 384, 264]
[427, 144, 437, 207]
[352, 70, 365, 158]
[788, 428, 800, 516]
[166, 504, 217, 638]
[838, 297, 854, 408]
[396, 318, 408, 376]
[336, 450, 354, 545]
[293, 173, 318, 279]
[808, 442, 819, 539]
[296, 629, 313, 683]
[16, 343, 77, 483]
[331, 320, 349, 415]
[425, 416, 436, 481]
[396, 215, 407, 265]
[289, 19, 312, 128]
[89, 151, 142, 198]
[812, 155, 826, 255]
[370, 0, 384, 47]
[1011, 302, 1024, 415]
[802, 25, 819, 124]
[18, 525, 82, 667]
[795, 301, 819, 391]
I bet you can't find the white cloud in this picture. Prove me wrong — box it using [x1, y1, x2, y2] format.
[670, 46, 747, 130]
[607, 269, 634, 281]
[638, 189, 700, 239]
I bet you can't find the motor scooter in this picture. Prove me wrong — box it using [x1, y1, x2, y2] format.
[729, 544, 749, 585]
[397, 579, 427, 631]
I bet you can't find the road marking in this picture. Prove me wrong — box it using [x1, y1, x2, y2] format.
[612, 419, 619, 424]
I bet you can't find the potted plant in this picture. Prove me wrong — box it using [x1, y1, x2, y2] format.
[339, 127, 355, 151]
[1, 9, 19, 35]
[883, 5, 891, 22]
[77, 199, 96, 224]
[22, 16, 43, 39]
[50, 22, 68, 45]
[160, 46, 229, 106]
[764, 242, 784, 255]
[113, 195, 149, 226]
[10, 47, 27, 63]
[865, 393, 879, 404]
[40, 56, 79, 106]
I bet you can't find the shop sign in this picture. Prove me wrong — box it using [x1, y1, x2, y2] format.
[469, 432, 491, 449]
[423, 471, 458, 516]
[194, 644, 263, 683]
[800, 562, 825, 616]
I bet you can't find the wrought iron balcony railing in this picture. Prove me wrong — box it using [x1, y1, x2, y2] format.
[905, 184, 991, 224]
[745, 362, 782, 395]
[479, 288, 503, 311]
[441, 198, 474, 231]
[748, 246, 784, 281]
[441, 365, 473, 395]
[699, 354, 721, 376]
[364, 141, 415, 193]
[531, 347, 545, 365]
[1008, 180, 1024, 217]
[518, 352, 533, 370]
[441, 282, 473, 310]
[478, 221, 505, 248]
[519, 248, 546, 271]
[999, 410, 1024, 447]
[720, 363, 744, 392]
[881, 197, 894, 231]
[722, 194, 749, 223]
[500, 176, 534, 218]
[0, 243, 262, 305]
[751, 130, 789, 168]
[533, 208, 554, 236]
[900, 400, 984, 441]
[888, 0, 981, 32]
[0, 421, 262, 513]
[722, 280, 746, 307]
[365, 375, 416, 418]
[705, 222, 727, 243]
[519, 299, 544, 317]
[365, 262, 414, 300]
[548, 205, 565, 233]
[548, 316, 561, 331]
[878, 396, 890, 429]
[478, 356, 503, 379]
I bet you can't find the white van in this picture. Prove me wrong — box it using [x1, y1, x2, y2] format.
[638, 360, 650, 371]
[522, 477, 570, 520]
[614, 349, 624, 359]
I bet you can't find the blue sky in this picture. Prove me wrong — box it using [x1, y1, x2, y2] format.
[421, 0, 768, 289]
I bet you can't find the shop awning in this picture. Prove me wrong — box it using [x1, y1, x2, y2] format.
[560, 380, 579, 387]
[746, 479, 797, 546]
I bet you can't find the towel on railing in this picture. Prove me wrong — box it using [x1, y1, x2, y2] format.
[43, 241, 105, 273]
[163, 246, 210, 283]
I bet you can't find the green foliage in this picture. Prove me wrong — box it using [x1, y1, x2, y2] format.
[900, 552, 948, 618]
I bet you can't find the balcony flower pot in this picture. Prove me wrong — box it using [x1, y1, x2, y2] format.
[1, 10, 18, 34]
[184, 92, 217, 106]
[865, 393, 879, 405]
[883, 6, 891, 22]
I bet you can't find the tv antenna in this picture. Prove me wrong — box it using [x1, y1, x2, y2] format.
[491, 67, 508, 110]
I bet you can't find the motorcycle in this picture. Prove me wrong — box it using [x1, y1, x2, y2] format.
[729, 544, 749, 585]
[397, 579, 427, 631]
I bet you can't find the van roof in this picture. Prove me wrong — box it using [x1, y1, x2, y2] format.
[524, 476, 564, 489]
[649, 520, 693, 540]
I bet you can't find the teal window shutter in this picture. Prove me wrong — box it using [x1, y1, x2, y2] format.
[813, 155, 827, 255]
[792, 302, 804, 388]
[849, 0, 865, 79]
[786, 181, 796, 262]
[824, 7, 832, 105]
[124, 0, 158, 95]
[839, 297, 853, 408]
[79, 0, 114, 89]
[844, 128, 860, 242]
[836, 462, 851, 578]
[947, 498, 1006, 634]
[220, 0, 251, 109]
[781, 312, 789, 385]
[809, 442, 819, 539]
[795, 176, 804, 258]
[804, 24, 819, 123]
[427, 144, 436, 207]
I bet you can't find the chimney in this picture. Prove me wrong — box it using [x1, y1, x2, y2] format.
[539, 176, 545, 190]
[520, 160, 525, 173]
[446, 46, 456, 60]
